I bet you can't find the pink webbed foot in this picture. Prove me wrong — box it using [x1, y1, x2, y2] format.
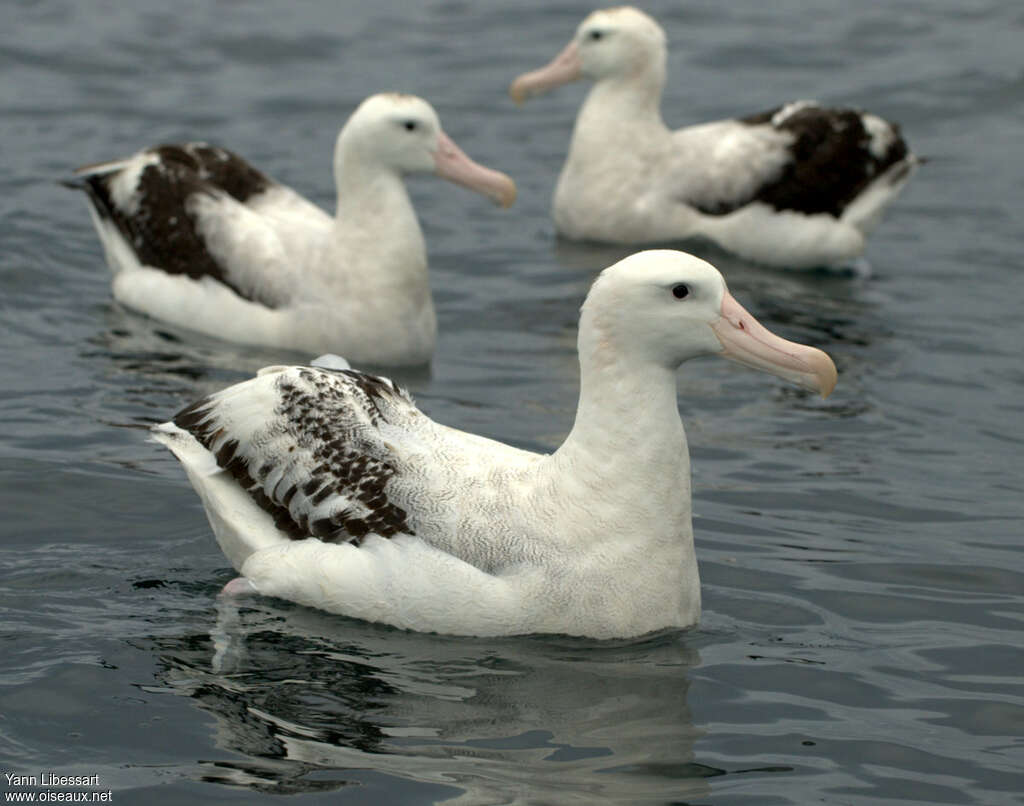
[220, 577, 259, 597]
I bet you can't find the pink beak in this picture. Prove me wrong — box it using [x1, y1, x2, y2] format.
[433, 131, 517, 208]
[509, 41, 583, 105]
[710, 292, 837, 398]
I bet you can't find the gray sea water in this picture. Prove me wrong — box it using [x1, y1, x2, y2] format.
[1, 1, 1022, 803]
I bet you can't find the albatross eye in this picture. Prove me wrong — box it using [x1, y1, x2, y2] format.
[672, 284, 690, 299]
[588, 30, 604, 41]
[403, 120, 418, 131]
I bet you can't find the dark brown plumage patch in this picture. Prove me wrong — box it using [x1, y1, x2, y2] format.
[694, 105, 910, 218]
[157, 143, 270, 203]
[737, 108, 776, 127]
[65, 143, 278, 307]
[172, 367, 414, 546]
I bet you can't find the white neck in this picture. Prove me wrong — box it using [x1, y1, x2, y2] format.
[560, 65, 670, 198]
[555, 56, 703, 243]
[328, 154, 430, 301]
[333, 156, 424, 246]
[538, 304, 700, 631]
[550, 305, 693, 544]
[576, 55, 668, 141]
[274, 148, 435, 364]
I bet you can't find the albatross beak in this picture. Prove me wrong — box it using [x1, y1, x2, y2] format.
[509, 41, 583, 105]
[434, 131, 517, 208]
[710, 292, 837, 398]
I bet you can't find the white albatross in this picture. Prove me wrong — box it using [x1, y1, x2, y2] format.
[63, 93, 516, 366]
[153, 250, 837, 638]
[510, 7, 919, 269]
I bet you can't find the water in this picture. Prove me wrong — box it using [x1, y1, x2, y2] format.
[2, 0, 1022, 803]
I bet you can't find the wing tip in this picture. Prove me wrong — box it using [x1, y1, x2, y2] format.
[151, 420, 224, 477]
[309, 353, 352, 372]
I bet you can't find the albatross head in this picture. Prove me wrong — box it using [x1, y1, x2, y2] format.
[581, 250, 837, 398]
[510, 7, 667, 103]
[336, 93, 516, 207]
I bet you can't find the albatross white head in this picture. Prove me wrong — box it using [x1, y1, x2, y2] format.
[510, 7, 667, 104]
[335, 93, 517, 207]
[580, 250, 837, 396]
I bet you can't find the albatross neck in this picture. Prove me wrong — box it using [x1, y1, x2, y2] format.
[333, 157, 420, 232]
[578, 61, 668, 136]
[329, 155, 429, 295]
[552, 315, 689, 488]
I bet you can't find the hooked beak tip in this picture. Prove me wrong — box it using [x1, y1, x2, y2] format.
[508, 82, 528, 106]
[798, 347, 838, 399]
[818, 360, 838, 400]
[499, 180, 518, 208]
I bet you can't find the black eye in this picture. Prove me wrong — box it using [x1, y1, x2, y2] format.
[588, 30, 603, 41]
[672, 284, 690, 299]
[403, 120, 417, 131]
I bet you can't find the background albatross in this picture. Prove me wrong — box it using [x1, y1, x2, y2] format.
[65, 93, 516, 365]
[510, 7, 919, 269]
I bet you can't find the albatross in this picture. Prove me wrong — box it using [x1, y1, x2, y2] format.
[64, 93, 516, 365]
[510, 6, 918, 269]
[153, 250, 836, 638]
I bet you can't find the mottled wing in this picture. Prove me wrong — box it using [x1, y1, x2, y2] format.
[171, 365, 422, 545]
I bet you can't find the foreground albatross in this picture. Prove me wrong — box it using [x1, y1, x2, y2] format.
[153, 250, 836, 638]
[510, 7, 918, 268]
[64, 93, 516, 365]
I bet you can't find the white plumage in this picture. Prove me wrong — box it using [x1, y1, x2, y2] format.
[65, 93, 516, 366]
[510, 7, 919, 268]
[154, 250, 836, 638]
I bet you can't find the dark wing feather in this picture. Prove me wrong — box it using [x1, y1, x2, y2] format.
[172, 365, 419, 545]
[696, 104, 910, 218]
[65, 143, 279, 306]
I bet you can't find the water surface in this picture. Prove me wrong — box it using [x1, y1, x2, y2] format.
[1, 1, 1022, 803]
